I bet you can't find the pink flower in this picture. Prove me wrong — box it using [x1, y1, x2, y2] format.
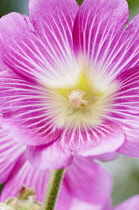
[0, 0, 139, 169]
[0, 126, 112, 210]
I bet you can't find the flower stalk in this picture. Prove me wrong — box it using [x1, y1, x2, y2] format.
[42, 169, 65, 210]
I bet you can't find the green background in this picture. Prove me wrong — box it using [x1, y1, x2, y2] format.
[0, 0, 139, 207]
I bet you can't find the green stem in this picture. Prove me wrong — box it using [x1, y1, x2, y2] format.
[42, 169, 65, 210]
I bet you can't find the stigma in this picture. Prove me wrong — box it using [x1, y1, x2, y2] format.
[68, 89, 88, 109]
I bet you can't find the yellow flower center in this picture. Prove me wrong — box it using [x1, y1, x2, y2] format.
[46, 71, 117, 129]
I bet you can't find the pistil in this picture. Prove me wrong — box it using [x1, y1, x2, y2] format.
[68, 89, 88, 109]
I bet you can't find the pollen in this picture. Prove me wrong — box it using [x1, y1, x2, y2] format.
[68, 89, 88, 109]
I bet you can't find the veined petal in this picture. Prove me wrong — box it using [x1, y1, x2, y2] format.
[72, 0, 139, 92]
[27, 140, 73, 170]
[0, 126, 25, 183]
[0, 2, 79, 87]
[29, 0, 80, 87]
[112, 66, 139, 123]
[0, 70, 62, 146]
[102, 66, 139, 156]
[61, 122, 125, 156]
[0, 160, 49, 202]
[73, 0, 129, 89]
[27, 121, 124, 169]
[113, 195, 139, 210]
[63, 156, 112, 205]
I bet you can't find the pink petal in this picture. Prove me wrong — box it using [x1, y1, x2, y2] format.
[77, 123, 125, 156]
[70, 199, 106, 210]
[73, 0, 129, 87]
[106, 66, 139, 157]
[63, 156, 112, 205]
[27, 122, 124, 169]
[1, 160, 49, 202]
[57, 156, 112, 210]
[94, 152, 119, 162]
[0, 2, 79, 85]
[29, 0, 79, 75]
[0, 13, 36, 81]
[1, 155, 112, 208]
[56, 184, 72, 210]
[0, 70, 62, 146]
[113, 195, 139, 210]
[27, 140, 73, 170]
[111, 66, 139, 124]
[117, 137, 139, 158]
[0, 126, 25, 184]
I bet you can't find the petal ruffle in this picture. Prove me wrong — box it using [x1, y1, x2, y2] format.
[27, 140, 73, 170]
[27, 122, 124, 170]
[113, 195, 139, 210]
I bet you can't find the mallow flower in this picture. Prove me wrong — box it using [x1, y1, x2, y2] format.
[0, 0, 139, 169]
[0, 126, 112, 210]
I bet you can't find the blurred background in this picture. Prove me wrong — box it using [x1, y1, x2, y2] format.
[0, 0, 139, 207]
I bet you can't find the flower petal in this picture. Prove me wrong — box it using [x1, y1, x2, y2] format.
[94, 152, 119, 162]
[63, 156, 112, 205]
[56, 184, 72, 210]
[27, 140, 73, 170]
[117, 135, 139, 158]
[0, 70, 62, 146]
[0, 1, 79, 87]
[0, 126, 25, 184]
[74, 123, 125, 156]
[29, 0, 80, 87]
[70, 199, 106, 210]
[72, 0, 139, 91]
[109, 66, 139, 124]
[104, 66, 139, 157]
[0, 160, 49, 202]
[113, 195, 139, 210]
[73, 0, 129, 88]
[57, 156, 112, 210]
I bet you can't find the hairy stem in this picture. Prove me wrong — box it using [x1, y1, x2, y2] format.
[42, 169, 65, 210]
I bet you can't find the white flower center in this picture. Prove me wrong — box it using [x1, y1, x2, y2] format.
[68, 89, 88, 109]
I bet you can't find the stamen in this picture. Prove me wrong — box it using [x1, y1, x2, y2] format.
[68, 89, 88, 109]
